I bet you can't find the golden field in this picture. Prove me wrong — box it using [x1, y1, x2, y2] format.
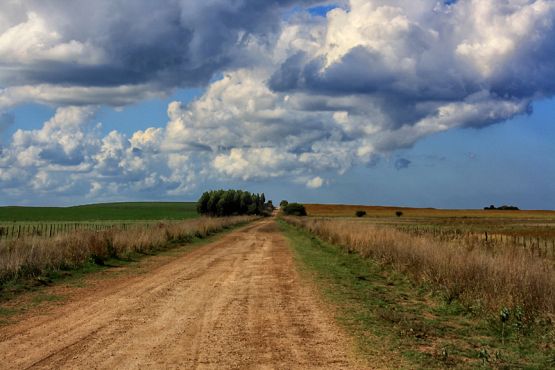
[305, 204, 555, 242]
[305, 203, 555, 219]
[284, 215, 555, 315]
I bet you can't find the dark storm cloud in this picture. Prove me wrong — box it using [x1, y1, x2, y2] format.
[271, 47, 397, 95]
[0, 0, 318, 105]
[269, 1, 555, 133]
[270, 45, 484, 103]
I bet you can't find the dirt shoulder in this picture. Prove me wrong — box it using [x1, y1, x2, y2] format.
[0, 219, 365, 369]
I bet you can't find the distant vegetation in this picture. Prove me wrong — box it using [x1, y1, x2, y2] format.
[484, 204, 520, 210]
[0, 217, 254, 285]
[282, 203, 307, 216]
[283, 217, 554, 316]
[196, 190, 269, 217]
[0, 202, 198, 222]
[355, 210, 366, 217]
[303, 204, 555, 218]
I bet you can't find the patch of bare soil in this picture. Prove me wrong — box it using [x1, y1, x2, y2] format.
[0, 219, 366, 369]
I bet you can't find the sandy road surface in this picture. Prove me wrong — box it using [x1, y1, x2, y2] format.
[0, 219, 365, 369]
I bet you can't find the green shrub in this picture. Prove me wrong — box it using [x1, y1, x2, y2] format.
[282, 203, 307, 216]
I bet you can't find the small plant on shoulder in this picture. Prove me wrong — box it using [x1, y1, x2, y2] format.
[355, 210, 366, 217]
[500, 307, 510, 345]
[395, 211, 403, 217]
[437, 345, 455, 366]
[478, 347, 507, 367]
[511, 306, 526, 333]
[478, 348, 490, 365]
[440, 346, 449, 362]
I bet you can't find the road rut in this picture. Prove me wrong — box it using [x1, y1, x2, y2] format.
[0, 219, 364, 369]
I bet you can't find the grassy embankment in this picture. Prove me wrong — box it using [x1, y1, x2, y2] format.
[0, 202, 256, 301]
[282, 212, 555, 368]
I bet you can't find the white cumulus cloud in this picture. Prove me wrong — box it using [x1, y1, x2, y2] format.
[306, 176, 324, 189]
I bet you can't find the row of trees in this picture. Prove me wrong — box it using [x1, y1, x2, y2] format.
[197, 190, 269, 217]
[484, 204, 520, 211]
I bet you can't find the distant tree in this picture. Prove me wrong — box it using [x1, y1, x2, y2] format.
[206, 191, 221, 216]
[253, 194, 261, 214]
[395, 211, 403, 217]
[484, 205, 520, 211]
[216, 196, 226, 217]
[232, 190, 242, 213]
[355, 210, 366, 217]
[221, 190, 236, 216]
[280, 200, 289, 208]
[499, 205, 520, 211]
[239, 191, 251, 214]
[197, 189, 266, 217]
[247, 203, 258, 215]
[196, 191, 210, 215]
[283, 203, 307, 216]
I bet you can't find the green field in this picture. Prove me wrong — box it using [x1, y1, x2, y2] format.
[0, 202, 198, 222]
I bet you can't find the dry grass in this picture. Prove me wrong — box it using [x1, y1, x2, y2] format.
[0, 216, 255, 283]
[304, 204, 555, 258]
[305, 203, 555, 219]
[284, 216, 555, 316]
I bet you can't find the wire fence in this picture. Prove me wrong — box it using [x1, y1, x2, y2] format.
[0, 222, 174, 240]
[391, 224, 555, 260]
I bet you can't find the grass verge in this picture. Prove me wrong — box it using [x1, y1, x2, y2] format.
[278, 219, 555, 369]
[0, 216, 256, 285]
[0, 220, 254, 322]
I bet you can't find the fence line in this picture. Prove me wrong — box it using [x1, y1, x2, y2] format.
[389, 224, 555, 260]
[0, 221, 171, 241]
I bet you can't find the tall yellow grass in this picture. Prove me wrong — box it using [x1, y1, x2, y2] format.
[0, 216, 255, 283]
[284, 217, 555, 315]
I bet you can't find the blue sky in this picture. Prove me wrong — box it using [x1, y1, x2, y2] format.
[0, 1, 554, 209]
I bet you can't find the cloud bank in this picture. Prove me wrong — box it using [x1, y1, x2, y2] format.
[0, 0, 307, 108]
[1, 0, 554, 202]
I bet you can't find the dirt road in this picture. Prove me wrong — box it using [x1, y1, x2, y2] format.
[0, 219, 364, 369]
